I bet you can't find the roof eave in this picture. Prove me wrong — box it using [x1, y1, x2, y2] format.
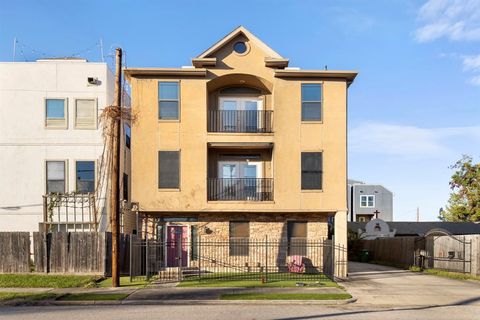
[124, 68, 207, 81]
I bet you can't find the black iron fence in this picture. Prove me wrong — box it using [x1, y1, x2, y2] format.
[130, 236, 345, 283]
[207, 178, 274, 201]
[208, 110, 273, 133]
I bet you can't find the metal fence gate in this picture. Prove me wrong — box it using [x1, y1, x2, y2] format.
[415, 234, 472, 273]
[130, 236, 343, 283]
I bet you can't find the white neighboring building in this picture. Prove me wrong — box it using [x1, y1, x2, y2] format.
[0, 58, 129, 232]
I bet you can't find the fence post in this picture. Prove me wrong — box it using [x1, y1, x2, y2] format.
[265, 235, 268, 283]
[129, 235, 133, 282]
[177, 232, 183, 281]
[145, 236, 149, 279]
[198, 235, 201, 280]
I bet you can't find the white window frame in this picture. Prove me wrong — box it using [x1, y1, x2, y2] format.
[45, 98, 68, 129]
[45, 160, 68, 194]
[360, 195, 375, 208]
[74, 98, 98, 129]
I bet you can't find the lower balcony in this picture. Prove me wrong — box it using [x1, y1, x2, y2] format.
[207, 178, 274, 201]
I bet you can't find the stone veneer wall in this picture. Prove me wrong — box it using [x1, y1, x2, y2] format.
[164, 212, 330, 241]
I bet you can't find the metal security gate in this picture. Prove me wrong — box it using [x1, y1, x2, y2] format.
[415, 234, 472, 273]
[130, 236, 343, 283]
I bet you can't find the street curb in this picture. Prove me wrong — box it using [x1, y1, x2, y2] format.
[14, 296, 357, 306]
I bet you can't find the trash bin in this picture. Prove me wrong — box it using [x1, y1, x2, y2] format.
[360, 249, 371, 262]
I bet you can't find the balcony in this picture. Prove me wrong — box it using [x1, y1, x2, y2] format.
[207, 178, 274, 201]
[208, 110, 273, 133]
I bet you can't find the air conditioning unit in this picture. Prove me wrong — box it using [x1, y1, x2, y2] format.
[87, 77, 100, 85]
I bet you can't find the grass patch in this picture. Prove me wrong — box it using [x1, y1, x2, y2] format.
[220, 293, 352, 300]
[0, 274, 101, 288]
[179, 273, 338, 288]
[97, 276, 148, 288]
[409, 267, 480, 281]
[0, 292, 58, 302]
[59, 293, 129, 301]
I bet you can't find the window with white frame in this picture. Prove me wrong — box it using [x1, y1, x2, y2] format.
[46, 161, 66, 193]
[360, 195, 375, 208]
[75, 99, 97, 129]
[45, 98, 67, 128]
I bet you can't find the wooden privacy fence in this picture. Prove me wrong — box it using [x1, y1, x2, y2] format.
[34, 232, 108, 274]
[359, 237, 422, 267]
[0, 232, 30, 273]
[0, 232, 130, 275]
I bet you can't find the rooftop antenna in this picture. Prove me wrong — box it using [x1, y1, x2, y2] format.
[13, 37, 17, 62]
[99, 38, 105, 62]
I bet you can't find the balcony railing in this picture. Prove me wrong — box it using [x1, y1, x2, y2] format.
[207, 178, 274, 201]
[208, 110, 273, 133]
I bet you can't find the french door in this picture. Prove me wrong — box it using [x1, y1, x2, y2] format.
[219, 97, 263, 132]
[218, 161, 262, 200]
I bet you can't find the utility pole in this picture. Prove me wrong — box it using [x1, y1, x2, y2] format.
[110, 48, 122, 287]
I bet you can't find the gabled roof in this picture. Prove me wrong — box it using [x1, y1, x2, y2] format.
[196, 26, 284, 59]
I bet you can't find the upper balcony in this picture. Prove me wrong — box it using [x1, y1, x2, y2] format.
[207, 73, 274, 134]
[207, 109, 273, 133]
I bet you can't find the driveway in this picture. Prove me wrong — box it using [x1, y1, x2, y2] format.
[343, 262, 480, 307]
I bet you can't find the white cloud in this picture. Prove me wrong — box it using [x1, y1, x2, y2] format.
[415, 0, 480, 42]
[462, 54, 480, 71]
[468, 74, 480, 85]
[349, 123, 480, 157]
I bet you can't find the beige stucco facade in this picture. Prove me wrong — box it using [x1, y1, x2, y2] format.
[125, 27, 356, 278]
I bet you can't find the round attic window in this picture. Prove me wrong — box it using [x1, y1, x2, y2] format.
[233, 41, 248, 54]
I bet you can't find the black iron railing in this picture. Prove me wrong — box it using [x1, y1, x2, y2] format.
[208, 110, 273, 133]
[207, 178, 274, 201]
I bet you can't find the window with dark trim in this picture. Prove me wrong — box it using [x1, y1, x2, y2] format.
[287, 221, 307, 256]
[76, 161, 95, 193]
[158, 82, 179, 120]
[229, 221, 249, 256]
[46, 161, 66, 193]
[123, 173, 129, 201]
[301, 152, 323, 190]
[125, 124, 131, 149]
[158, 151, 180, 189]
[301, 84, 322, 121]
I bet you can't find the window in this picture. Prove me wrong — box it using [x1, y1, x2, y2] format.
[287, 221, 307, 256]
[46, 161, 66, 193]
[45, 98, 67, 128]
[301, 84, 322, 121]
[301, 152, 323, 190]
[75, 99, 96, 128]
[158, 82, 179, 120]
[123, 173, 129, 201]
[360, 195, 375, 208]
[233, 41, 247, 54]
[125, 124, 131, 149]
[229, 221, 249, 256]
[76, 161, 95, 193]
[158, 151, 180, 189]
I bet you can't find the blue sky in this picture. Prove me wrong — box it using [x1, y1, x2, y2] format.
[1, 0, 479, 221]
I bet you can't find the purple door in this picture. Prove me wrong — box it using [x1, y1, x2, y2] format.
[166, 226, 188, 267]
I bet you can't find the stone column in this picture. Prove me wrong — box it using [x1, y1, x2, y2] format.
[334, 210, 348, 279]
